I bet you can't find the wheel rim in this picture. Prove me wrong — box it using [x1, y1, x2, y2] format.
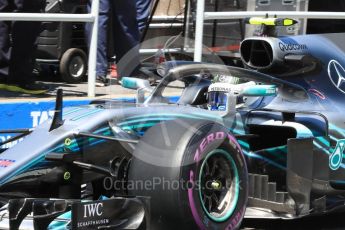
[198, 149, 239, 222]
[69, 56, 85, 78]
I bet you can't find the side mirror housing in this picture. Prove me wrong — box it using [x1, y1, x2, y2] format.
[121, 77, 150, 90]
[121, 77, 153, 103]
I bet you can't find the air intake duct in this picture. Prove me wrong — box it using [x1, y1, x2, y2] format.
[240, 37, 316, 75]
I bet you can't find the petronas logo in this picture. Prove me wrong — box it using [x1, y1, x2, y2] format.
[329, 140, 345, 171]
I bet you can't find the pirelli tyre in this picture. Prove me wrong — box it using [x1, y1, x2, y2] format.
[59, 48, 87, 83]
[128, 119, 248, 230]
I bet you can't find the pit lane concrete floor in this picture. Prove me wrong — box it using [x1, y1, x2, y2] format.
[0, 78, 136, 102]
[0, 76, 182, 102]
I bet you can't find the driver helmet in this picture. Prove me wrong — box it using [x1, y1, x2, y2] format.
[207, 75, 239, 111]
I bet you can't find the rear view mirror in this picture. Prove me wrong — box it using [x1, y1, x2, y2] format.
[242, 85, 277, 97]
[121, 77, 153, 103]
[121, 77, 150, 90]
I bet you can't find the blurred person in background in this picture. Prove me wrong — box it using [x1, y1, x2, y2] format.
[85, 0, 153, 86]
[0, 0, 49, 94]
[85, 0, 139, 86]
[136, 0, 153, 35]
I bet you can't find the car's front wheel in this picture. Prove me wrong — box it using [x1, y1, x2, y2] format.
[128, 119, 248, 230]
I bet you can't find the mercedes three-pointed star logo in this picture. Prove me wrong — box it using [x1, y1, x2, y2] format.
[328, 59, 345, 94]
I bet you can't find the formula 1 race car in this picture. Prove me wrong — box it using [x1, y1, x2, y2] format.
[1, 31, 345, 229]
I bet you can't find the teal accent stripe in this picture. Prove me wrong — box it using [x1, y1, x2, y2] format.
[313, 141, 330, 154]
[230, 129, 245, 135]
[315, 136, 330, 147]
[331, 180, 345, 184]
[127, 113, 222, 122]
[238, 140, 250, 149]
[266, 146, 287, 154]
[94, 126, 110, 134]
[264, 146, 287, 161]
[329, 124, 345, 135]
[63, 107, 86, 117]
[330, 136, 338, 141]
[117, 117, 174, 126]
[243, 150, 286, 170]
[122, 122, 158, 130]
[71, 109, 102, 121]
[238, 140, 285, 170]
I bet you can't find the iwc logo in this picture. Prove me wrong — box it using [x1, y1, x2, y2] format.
[328, 60, 345, 94]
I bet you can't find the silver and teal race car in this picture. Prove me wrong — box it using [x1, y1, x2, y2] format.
[1, 32, 345, 230]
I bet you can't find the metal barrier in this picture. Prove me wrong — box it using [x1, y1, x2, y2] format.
[0, 0, 99, 97]
[193, 1, 345, 62]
